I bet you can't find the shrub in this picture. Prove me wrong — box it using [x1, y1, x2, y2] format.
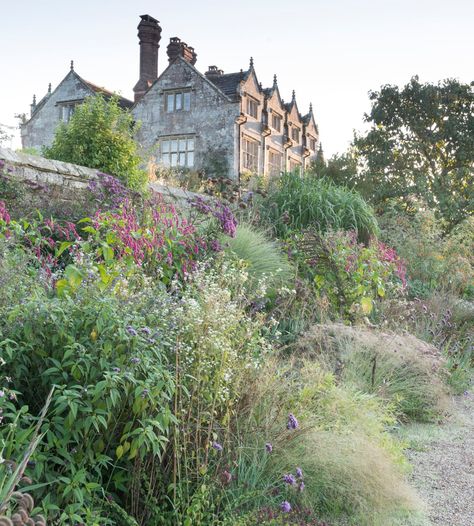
[43, 95, 147, 192]
[261, 172, 379, 243]
[224, 223, 294, 292]
[288, 230, 406, 320]
[300, 324, 448, 422]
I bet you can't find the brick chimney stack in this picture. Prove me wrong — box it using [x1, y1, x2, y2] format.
[167, 37, 197, 65]
[133, 15, 162, 103]
[205, 66, 224, 80]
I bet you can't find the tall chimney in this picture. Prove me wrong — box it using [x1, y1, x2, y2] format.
[133, 15, 162, 103]
[167, 37, 197, 65]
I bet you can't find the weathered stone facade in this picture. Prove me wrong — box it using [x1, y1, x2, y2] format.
[20, 14, 321, 180]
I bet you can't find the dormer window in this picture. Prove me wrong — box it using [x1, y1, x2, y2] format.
[246, 98, 258, 119]
[291, 127, 300, 143]
[166, 91, 191, 112]
[271, 113, 282, 132]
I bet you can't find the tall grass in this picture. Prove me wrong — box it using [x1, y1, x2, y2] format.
[224, 223, 294, 291]
[261, 172, 379, 242]
[300, 324, 449, 422]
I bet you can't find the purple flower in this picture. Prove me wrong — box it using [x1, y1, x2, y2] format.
[283, 474, 296, 486]
[210, 239, 223, 252]
[141, 389, 149, 398]
[265, 442, 273, 453]
[212, 441, 223, 452]
[126, 326, 138, 336]
[0, 390, 4, 398]
[280, 501, 291, 513]
[296, 467, 303, 479]
[112, 367, 121, 373]
[130, 357, 140, 364]
[287, 413, 299, 430]
[298, 481, 305, 492]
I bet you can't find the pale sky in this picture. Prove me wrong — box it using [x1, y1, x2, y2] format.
[0, 0, 472, 156]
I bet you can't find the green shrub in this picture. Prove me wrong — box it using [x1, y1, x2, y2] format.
[287, 230, 406, 321]
[43, 94, 147, 192]
[261, 172, 379, 243]
[300, 324, 448, 422]
[224, 223, 294, 292]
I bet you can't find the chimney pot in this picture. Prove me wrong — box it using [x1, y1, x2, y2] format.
[167, 37, 197, 65]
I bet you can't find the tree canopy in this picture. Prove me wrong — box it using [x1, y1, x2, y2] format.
[44, 95, 147, 191]
[352, 77, 474, 229]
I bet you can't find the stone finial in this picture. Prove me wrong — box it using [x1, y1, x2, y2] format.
[249, 56, 254, 69]
[48, 83, 52, 94]
[259, 82, 263, 91]
[32, 94, 36, 105]
[70, 60, 74, 71]
[309, 102, 313, 113]
[292, 90, 296, 102]
[273, 74, 277, 86]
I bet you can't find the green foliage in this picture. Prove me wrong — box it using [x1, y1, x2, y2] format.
[43, 95, 147, 191]
[224, 224, 294, 292]
[288, 230, 405, 321]
[379, 204, 474, 299]
[262, 172, 379, 243]
[353, 76, 474, 229]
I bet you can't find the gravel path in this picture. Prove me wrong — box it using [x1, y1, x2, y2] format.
[404, 392, 474, 526]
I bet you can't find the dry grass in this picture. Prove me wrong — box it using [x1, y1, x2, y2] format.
[299, 324, 449, 422]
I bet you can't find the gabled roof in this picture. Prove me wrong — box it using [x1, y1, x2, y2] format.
[26, 69, 133, 125]
[135, 56, 240, 108]
[79, 76, 134, 109]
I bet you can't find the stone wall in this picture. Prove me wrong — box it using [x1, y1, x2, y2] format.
[0, 147, 206, 219]
[0, 147, 99, 219]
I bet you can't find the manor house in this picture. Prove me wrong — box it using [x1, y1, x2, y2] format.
[21, 15, 321, 179]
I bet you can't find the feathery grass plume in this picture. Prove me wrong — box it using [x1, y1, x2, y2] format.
[224, 223, 294, 292]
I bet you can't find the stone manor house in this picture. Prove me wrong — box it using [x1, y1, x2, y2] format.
[21, 15, 321, 179]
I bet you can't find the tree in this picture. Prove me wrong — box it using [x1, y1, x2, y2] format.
[44, 95, 147, 191]
[0, 124, 13, 147]
[353, 77, 474, 229]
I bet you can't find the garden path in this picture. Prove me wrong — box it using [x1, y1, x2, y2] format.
[404, 391, 474, 526]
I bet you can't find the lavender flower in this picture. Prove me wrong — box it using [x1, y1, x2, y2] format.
[280, 501, 292, 513]
[212, 441, 223, 452]
[112, 367, 121, 373]
[265, 442, 273, 453]
[141, 327, 152, 335]
[141, 389, 149, 399]
[296, 467, 303, 479]
[126, 326, 138, 336]
[0, 390, 4, 398]
[298, 481, 305, 492]
[283, 474, 296, 486]
[287, 413, 299, 430]
[130, 357, 140, 364]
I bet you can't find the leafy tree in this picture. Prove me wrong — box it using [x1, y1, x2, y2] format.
[353, 76, 474, 229]
[44, 95, 147, 191]
[0, 124, 12, 146]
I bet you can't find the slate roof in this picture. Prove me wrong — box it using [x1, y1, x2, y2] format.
[208, 71, 247, 101]
[81, 78, 134, 109]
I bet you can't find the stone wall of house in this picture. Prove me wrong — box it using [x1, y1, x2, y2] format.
[20, 71, 93, 152]
[133, 58, 240, 179]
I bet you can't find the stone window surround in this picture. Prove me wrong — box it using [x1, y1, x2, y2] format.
[158, 134, 195, 168]
[271, 112, 282, 132]
[242, 134, 260, 172]
[290, 124, 301, 143]
[56, 99, 83, 123]
[244, 93, 260, 119]
[267, 148, 283, 176]
[308, 135, 317, 151]
[162, 88, 193, 113]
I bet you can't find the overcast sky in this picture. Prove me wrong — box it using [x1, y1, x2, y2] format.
[0, 0, 472, 155]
